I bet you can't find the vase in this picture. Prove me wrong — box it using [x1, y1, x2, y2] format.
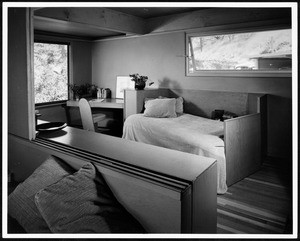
[135, 82, 146, 90]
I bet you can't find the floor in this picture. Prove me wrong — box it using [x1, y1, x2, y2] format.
[6, 156, 293, 235]
[217, 157, 293, 234]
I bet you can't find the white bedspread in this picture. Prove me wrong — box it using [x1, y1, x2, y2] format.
[122, 113, 228, 194]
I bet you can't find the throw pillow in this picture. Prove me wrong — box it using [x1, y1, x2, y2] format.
[34, 162, 145, 233]
[175, 97, 184, 115]
[143, 98, 177, 118]
[141, 97, 155, 113]
[8, 155, 76, 233]
[158, 96, 184, 115]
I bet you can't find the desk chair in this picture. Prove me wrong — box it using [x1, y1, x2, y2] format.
[79, 98, 106, 132]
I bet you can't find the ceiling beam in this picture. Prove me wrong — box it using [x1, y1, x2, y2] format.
[146, 8, 291, 34]
[34, 7, 147, 35]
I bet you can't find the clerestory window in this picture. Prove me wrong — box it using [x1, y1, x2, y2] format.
[186, 28, 292, 77]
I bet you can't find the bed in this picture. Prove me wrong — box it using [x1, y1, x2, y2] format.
[123, 89, 267, 190]
[123, 113, 227, 194]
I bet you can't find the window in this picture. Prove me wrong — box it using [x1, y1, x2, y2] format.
[187, 28, 292, 76]
[34, 42, 69, 104]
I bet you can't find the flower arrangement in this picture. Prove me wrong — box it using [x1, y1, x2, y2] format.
[129, 73, 154, 90]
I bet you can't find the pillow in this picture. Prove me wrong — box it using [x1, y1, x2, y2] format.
[158, 96, 184, 115]
[34, 162, 145, 233]
[8, 155, 76, 233]
[140, 97, 155, 113]
[175, 97, 184, 115]
[143, 98, 177, 118]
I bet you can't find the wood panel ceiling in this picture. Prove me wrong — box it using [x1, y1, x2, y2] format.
[33, 7, 291, 41]
[33, 7, 205, 40]
[105, 7, 204, 19]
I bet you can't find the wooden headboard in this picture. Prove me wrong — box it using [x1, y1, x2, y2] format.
[124, 88, 265, 119]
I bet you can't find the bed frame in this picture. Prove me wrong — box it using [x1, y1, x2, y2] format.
[124, 88, 267, 186]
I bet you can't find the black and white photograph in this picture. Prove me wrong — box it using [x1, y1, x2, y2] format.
[2, 1, 298, 239]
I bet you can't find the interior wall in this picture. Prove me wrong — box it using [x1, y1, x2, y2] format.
[92, 32, 292, 159]
[8, 8, 33, 139]
[71, 41, 92, 86]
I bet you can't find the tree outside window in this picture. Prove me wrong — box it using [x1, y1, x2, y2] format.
[187, 29, 292, 75]
[34, 42, 69, 104]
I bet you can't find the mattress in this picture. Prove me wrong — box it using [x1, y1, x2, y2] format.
[122, 113, 228, 194]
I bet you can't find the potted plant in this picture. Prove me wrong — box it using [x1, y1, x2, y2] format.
[68, 83, 98, 100]
[129, 73, 153, 90]
[68, 84, 81, 100]
[89, 84, 98, 98]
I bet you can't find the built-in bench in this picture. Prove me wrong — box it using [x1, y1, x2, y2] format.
[8, 125, 217, 233]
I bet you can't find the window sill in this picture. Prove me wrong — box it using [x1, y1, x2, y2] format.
[186, 70, 292, 78]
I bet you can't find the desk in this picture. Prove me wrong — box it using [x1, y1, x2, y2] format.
[64, 98, 124, 130]
[67, 98, 124, 109]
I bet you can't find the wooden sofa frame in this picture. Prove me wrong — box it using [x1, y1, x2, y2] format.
[124, 88, 267, 186]
[9, 128, 217, 234]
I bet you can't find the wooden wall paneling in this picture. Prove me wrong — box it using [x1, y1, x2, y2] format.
[224, 113, 261, 186]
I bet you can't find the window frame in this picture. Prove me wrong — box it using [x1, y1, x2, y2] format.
[185, 25, 292, 78]
[34, 40, 71, 106]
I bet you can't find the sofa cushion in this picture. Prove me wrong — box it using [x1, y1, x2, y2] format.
[35, 162, 145, 233]
[8, 155, 76, 233]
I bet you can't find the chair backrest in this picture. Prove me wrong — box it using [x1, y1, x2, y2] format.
[79, 98, 96, 132]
